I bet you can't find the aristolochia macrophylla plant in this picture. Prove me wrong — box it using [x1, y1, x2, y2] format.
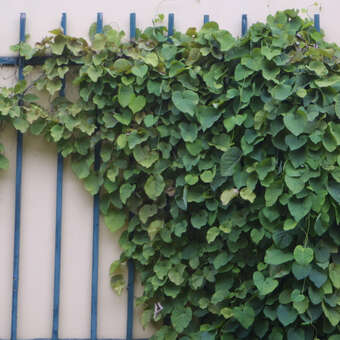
[2, 9, 340, 339]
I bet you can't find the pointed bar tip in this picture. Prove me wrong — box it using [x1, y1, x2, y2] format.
[130, 13, 136, 40]
[314, 14, 320, 32]
[242, 14, 248, 36]
[61, 13, 67, 34]
[96, 12, 103, 33]
[203, 14, 209, 24]
[168, 13, 174, 37]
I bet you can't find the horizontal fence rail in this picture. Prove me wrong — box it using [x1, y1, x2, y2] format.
[0, 10, 321, 340]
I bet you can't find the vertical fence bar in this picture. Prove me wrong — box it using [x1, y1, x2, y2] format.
[90, 12, 103, 340]
[126, 14, 136, 340]
[130, 13, 136, 40]
[203, 14, 209, 24]
[52, 12, 66, 340]
[168, 13, 174, 37]
[242, 14, 248, 36]
[10, 12, 26, 340]
[314, 14, 320, 32]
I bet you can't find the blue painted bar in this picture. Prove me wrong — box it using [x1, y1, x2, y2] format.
[51, 12, 67, 340]
[1, 338, 149, 340]
[242, 14, 248, 36]
[168, 13, 174, 37]
[203, 14, 209, 24]
[0, 56, 50, 66]
[90, 12, 103, 340]
[126, 13, 137, 340]
[126, 260, 135, 340]
[314, 14, 320, 32]
[10, 12, 26, 340]
[0, 57, 18, 65]
[130, 13, 136, 40]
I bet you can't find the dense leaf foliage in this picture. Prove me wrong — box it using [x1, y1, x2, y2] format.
[2, 9, 340, 339]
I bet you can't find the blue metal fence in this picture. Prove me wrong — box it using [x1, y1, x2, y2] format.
[0, 11, 320, 340]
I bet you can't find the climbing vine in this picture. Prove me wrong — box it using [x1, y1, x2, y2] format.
[2, 9, 340, 339]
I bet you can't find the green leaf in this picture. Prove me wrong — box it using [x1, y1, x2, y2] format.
[233, 305, 255, 329]
[191, 210, 208, 229]
[87, 65, 102, 82]
[0, 154, 9, 170]
[120, 183, 136, 204]
[296, 88, 307, 98]
[292, 263, 311, 280]
[104, 208, 127, 232]
[220, 188, 239, 205]
[309, 268, 327, 288]
[143, 52, 158, 67]
[172, 90, 199, 116]
[283, 218, 297, 231]
[71, 158, 90, 179]
[285, 134, 307, 150]
[221, 307, 233, 319]
[50, 125, 64, 142]
[200, 169, 215, 183]
[261, 46, 281, 60]
[128, 95, 146, 113]
[92, 33, 106, 51]
[144, 174, 165, 200]
[111, 274, 125, 295]
[220, 147, 242, 176]
[315, 74, 340, 87]
[215, 30, 235, 51]
[113, 58, 132, 72]
[168, 264, 186, 285]
[185, 174, 199, 185]
[207, 227, 220, 243]
[335, 94, 340, 118]
[179, 122, 198, 142]
[328, 180, 340, 204]
[131, 64, 148, 78]
[84, 173, 100, 195]
[240, 187, 256, 203]
[148, 219, 164, 240]
[234, 64, 254, 81]
[293, 245, 314, 265]
[264, 248, 293, 265]
[285, 175, 304, 194]
[171, 306, 192, 333]
[133, 145, 159, 168]
[277, 305, 297, 326]
[265, 180, 283, 206]
[283, 111, 307, 136]
[322, 302, 340, 327]
[160, 44, 177, 60]
[118, 85, 134, 107]
[196, 105, 221, 131]
[256, 158, 275, 180]
[293, 297, 309, 314]
[329, 263, 340, 289]
[329, 336, 340, 340]
[288, 196, 312, 222]
[253, 271, 279, 295]
[250, 228, 264, 244]
[307, 60, 328, 76]
[139, 204, 157, 224]
[213, 252, 231, 270]
[270, 84, 291, 101]
[51, 34, 66, 55]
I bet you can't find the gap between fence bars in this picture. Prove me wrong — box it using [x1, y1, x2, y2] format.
[0, 10, 321, 340]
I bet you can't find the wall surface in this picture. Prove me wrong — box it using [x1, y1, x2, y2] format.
[0, 0, 336, 338]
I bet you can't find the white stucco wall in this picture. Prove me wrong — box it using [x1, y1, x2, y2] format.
[0, 0, 336, 338]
